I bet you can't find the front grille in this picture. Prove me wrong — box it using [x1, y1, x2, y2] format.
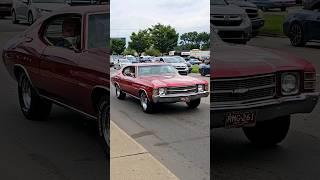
[211, 15, 242, 27]
[175, 66, 186, 70]
[211, 74, 276, 103]
[245, 8, 258, 19]
[167, 85, 197, 95]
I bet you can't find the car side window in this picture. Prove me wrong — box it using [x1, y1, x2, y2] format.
[123, 66, 135, 77]
[43, 14, 82, 51]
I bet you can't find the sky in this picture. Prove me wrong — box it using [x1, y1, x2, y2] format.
[110, 0, 210, 43]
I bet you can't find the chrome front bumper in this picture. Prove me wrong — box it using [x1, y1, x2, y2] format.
[152, 91, 209, 103]
[211, 92, 319, 128]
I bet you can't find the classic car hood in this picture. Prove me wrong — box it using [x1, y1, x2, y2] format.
[211, 4, 246, 15]
[33, 3, 69, 11]
[212, 44, 314, 79]
[139, 74, 205, 88]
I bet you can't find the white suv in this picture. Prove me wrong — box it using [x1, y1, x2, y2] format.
[12, 0, 68, 25]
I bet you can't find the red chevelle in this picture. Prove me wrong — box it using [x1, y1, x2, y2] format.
[2, 5, 110, 151]
[111, 63, 209, 113]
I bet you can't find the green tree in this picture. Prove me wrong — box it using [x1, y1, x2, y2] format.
[145, 48, 161, 56]
[197, 32, 210, 50]
[128, 30, 151, 56]
[149, 23, 179, 54]
[123, 47, 136, 56]
[111, 39, 126, 55]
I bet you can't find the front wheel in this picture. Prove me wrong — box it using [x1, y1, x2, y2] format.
[140, 91, 155, 113]
[115, 84, 126, 99]
[98, 95, 110, 154]
[243, 116, 290, 147]
[12, 10, 19, 24]
[186, 99, 201, 109]
[18, 73, 52, 121]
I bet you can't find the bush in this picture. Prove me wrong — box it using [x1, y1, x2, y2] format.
[191, 65, 199, 73]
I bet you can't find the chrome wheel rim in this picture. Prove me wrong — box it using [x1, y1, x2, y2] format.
[21, 77, 31, 110]
[115, 85, 120, 97]
[291, 24, 302, 45]
[140, 93, 148, 111]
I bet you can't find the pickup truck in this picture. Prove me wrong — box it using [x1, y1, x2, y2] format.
[211, 30, 319, 146]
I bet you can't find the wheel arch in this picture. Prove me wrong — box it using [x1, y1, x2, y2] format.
[91, 85, 110, 112]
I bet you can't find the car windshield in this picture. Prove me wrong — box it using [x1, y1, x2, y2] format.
[163, 57, 180, 63]
[87, 13, 109, 49]
[33, 0, 65, 3]
[211, 0, 227, 5]
[138, 65, 177, 76]
[174, 56, 186, 63]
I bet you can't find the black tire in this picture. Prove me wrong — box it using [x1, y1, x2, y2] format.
[281, 7, 286, 12]
[289, 23, 306, 47]
[200, 69, 205, 76]
[243, 116, 290, 147]
[18, 73, 52, 121]
[12, 10, 19, 24]
[97, 95, 110, 154]
[186, 99, 201, 109]
[115, 84, 126, 99]
[28, 12, 34, 25]
[139, 91, 155, 113]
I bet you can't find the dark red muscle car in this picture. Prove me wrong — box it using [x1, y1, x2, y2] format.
[111, 63, 209, 113]
[211, 30, 319, 146]
[2, 5, 110, 151]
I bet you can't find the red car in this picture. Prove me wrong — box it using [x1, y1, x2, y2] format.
[211, 31, 319, 146]
[111, 63, 209, 113]
[2, 5, 110, 151]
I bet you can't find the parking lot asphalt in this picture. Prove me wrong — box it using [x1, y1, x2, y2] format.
[110, 68, 210, 180]
[0, 18, 107, 180]
[212, 36, 320, 180]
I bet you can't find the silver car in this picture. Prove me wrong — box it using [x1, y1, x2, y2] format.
[12, 0, 68, 25]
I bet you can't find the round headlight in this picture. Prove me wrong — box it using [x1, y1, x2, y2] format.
[197, 85, 204, 92]
[281, 73, 299, 95]
[159, 88, 166, 96]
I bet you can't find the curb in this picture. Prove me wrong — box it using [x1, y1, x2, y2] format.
[110, 121, 179, 180]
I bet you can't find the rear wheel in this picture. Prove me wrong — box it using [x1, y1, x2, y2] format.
[243, 116, 290, 147]
[28, 12, 34, 25]
[186, 99, 201, 109]
[115, 84, 126, 99]
[98, 95, 110, 154]
[289, 23, 306, 47]
[18, 73, 52, 121]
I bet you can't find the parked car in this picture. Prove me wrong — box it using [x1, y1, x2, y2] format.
[125, 55, 138, 63]
[173, 56, 192, 73]
[227, 0, 265, 35]
[139, 55, 153, 63]
[111, 63, 209, 113]
[153, 56, 189, 75]
[188, 58, 202, 65]
[283, 0, 320, 47]
[12, 0, 69, 25]
[0, 0, 12, 18]
[211, 30, 319, 146]
[2, 5, 110, 152]
[249, 0, 296, 11]
[114, 59, 131, 70]
[211, 0, 252, 44]
[199, 61, 210, 76]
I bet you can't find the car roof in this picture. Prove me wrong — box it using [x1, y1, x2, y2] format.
[56, 5, 109, 15]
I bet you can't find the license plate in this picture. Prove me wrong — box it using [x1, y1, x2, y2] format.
[180, 97, 190, 102]
[225, 111, 256, 128]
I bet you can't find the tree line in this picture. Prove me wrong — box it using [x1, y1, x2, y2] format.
[111, 23, 210, 56]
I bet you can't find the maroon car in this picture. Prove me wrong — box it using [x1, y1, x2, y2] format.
[111, 63, 209, 113]
[2, 5, 110, 151]
[211, 31, 319, 146]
